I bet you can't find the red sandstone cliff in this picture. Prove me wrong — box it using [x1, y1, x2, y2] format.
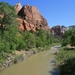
[15, 3, 50, 31]
[51, 25, 63, 37]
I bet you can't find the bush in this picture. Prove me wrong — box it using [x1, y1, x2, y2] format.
[13, 55, 19, 64]
[55, 46, 75, 75]
[62, 28, 75, 46]
[59, 58, 75, 75]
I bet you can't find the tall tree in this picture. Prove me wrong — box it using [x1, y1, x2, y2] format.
[0, 2, 18, 34]
[0, 2, 19, 52]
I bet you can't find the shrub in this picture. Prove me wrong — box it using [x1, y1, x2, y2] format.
[55, 46, 75, 75]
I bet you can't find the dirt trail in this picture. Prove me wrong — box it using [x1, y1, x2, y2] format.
[0, 46, 60, 75]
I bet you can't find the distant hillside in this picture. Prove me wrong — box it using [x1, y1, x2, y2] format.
[51, 25, 75, 37]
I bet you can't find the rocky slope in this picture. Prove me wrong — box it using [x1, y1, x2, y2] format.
[15, 2, 50, 31]
[51, 25, 75, 37]
[51, 25, 63, 37]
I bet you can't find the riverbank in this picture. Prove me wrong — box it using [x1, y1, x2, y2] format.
[0, 43, 60, 71]
[0, 45, 60, 75]
[0, 48, 38, 71]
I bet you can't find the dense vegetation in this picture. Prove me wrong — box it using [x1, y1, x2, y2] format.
[56, 28, 75, 75]
[55, 47, 75, 75]
[0, 2, 59, 64]
[62, 28, 75, 46]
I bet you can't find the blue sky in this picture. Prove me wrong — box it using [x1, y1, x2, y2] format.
[0, 0, 75, 28]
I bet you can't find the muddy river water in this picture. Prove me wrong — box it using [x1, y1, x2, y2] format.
[0, 46, 60, 75]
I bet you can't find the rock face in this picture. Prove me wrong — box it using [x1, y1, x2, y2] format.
[17, 18, 36, 31]
[51, 25, 63, 37]
[15, 3, 50, 31]
[51, 25, 70, 37]
[14, 2, 22, 14]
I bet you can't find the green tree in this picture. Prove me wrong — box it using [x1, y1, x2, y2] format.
[0, 2, 18, 34]
[22, 31, 36, 49]
[35, 37, 43, 48]
[0, 2, 19, 52]
[62, 28, 75, 46]
[70, 29, 75, 46]
[36, 29, 48, 46]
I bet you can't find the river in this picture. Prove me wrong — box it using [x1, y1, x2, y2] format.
[0, 46, 60, 75]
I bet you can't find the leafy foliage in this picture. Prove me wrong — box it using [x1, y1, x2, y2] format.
[0, 2, 18, 34]
[60, 58, 75, 75]
[0, 2, 19, 61]
[62, 28, 75, 46]
[55, 47, 75, 75]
